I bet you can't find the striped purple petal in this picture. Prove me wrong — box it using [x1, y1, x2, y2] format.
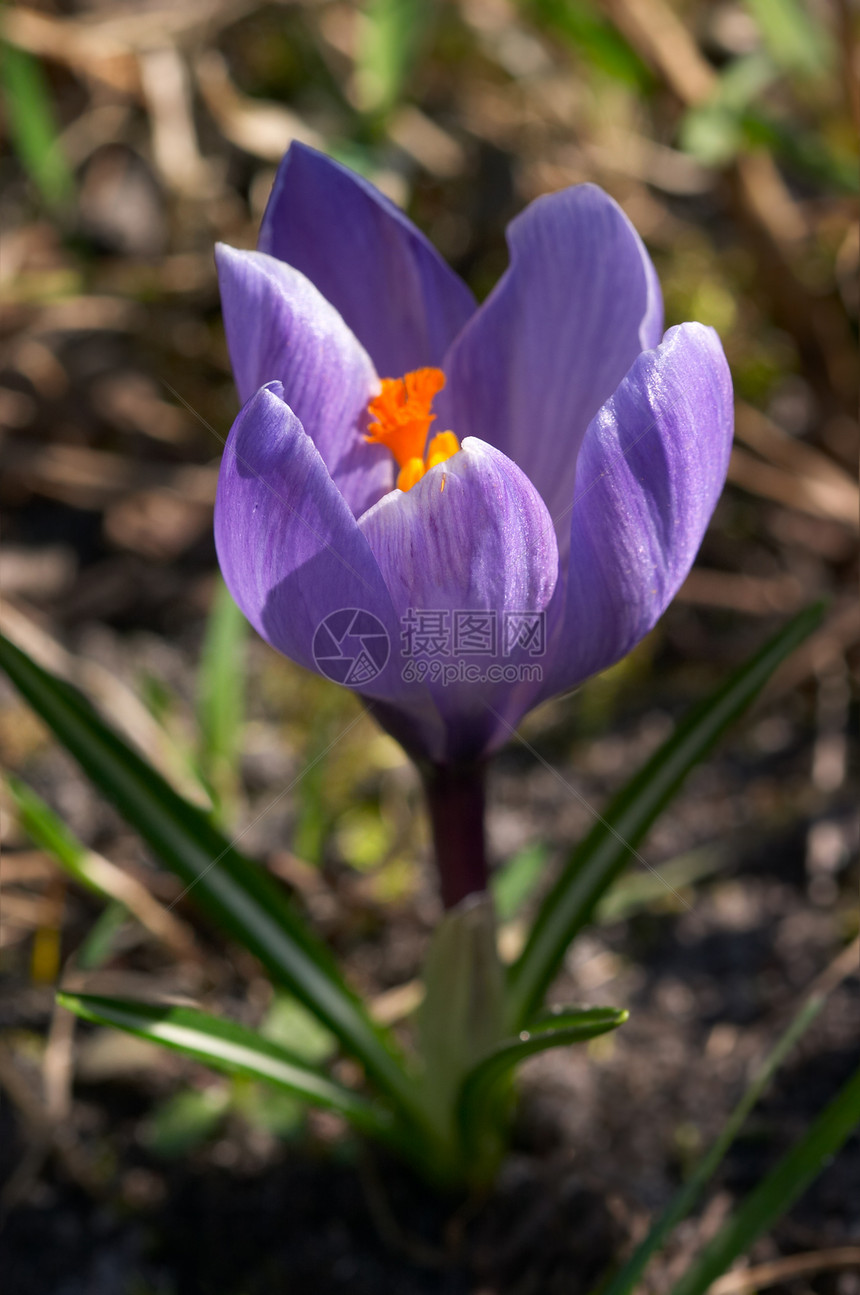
[358, 438, 558, 762]
[540, 323, 734, 701]
[441, 184, 663, 546]
[214, 382, 448, 755]
[216, 245, 391, 518]
[258, 143, 476, 379]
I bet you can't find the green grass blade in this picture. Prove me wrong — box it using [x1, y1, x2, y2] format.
[679, 52, 777, 167]
[0, 40, 73, 210]
[745, 0, 833, 79]
[418, 896, 507, 1133]
[142, 1086, 230, 1159]
[669, 1063, 860, 1295]
[595, 845, 726, 924]
[0, 633, 421, 1125]
[5, 771, 201, 960]
[5, 772, 103, 897]
[196, 577, 247, 823]
[59, 992, 403, 1147]
[75, 902, 130, 971]
[492, 842, 550, 923]
[598, 939, 857, 1295]
[458, 1006, 628, 1135]
[529, 0, 652, 89]
[508, 604, 824, 1028]
[355, 0, 433, 118]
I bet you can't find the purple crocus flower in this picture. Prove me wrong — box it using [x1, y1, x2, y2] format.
[215, 144, 733, 819]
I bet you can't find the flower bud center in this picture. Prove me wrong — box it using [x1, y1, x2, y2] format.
[366, 367, 460, 492]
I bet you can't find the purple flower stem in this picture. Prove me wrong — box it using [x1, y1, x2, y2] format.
[421, 762, 489, 909]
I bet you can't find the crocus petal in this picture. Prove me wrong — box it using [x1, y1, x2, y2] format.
[358, 438, 558, 762]
[215, 245, 392, 517]
[258, 142, 476, 378]
[441, 184, 663, 540]
[215, 383, 448, 758]
[539, 324, 733, 701]
[215, 383, 393, 677]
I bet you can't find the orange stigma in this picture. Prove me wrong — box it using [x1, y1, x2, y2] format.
[366, 367, 460, 491]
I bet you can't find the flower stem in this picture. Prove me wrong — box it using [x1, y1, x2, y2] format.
[421, 763, 489, 908]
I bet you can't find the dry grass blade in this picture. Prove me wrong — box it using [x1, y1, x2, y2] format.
[0, 1040, 102, 1205]
[605, 0, 716, 104]
[763, 599, 860, 699]
[734, 403, 858, 495]
[0, 601, 211, 806]
[727, 446, 859, 527]
[678, 570, 806, 615]
[69, 847, 200, 964]
[194, 49, 324, 160]
[2, 443, 217, 509]
[139, 44, 211, 194]
[709, 1246, 860, 1294]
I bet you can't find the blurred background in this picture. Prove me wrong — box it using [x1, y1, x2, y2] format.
[0, 1, 858, 1292]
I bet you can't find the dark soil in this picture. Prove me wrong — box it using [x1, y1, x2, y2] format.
[1, 1, 857, 1290]
[2, 756, 858, 1294]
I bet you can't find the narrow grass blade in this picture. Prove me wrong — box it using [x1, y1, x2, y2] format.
[75, 902, 130, 972]
[59, 992, 403, 1148]
[0, 633, 421, 1126]
[746, 0, 833, 79]
[458, 1006, 628, 1136]
[669, 1063, 860, 1295]
[355, 0, 433, 118]
[142, 1086, 230, 1158]
[492, 843, 549, 923]
[196, 577, 247, 823]
[529, 0, 652, 89]
[0, 41, 73, 210]
[679, 52, 776, 167]
[595, 845, 726, 924]
[507, 604, 824, 1028]
[5, 772, 195, 960]
[6, 772, 102, 897]
[419, 896, 506, 1131]
[599, 937, 859, 1295]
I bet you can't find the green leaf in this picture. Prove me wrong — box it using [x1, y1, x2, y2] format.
[458, 1006, 628, 1140]
[595, 845, 726, 924]
[0, 40, 73, 210]
[741, 109, 860, 193]
[355, 0, 434, 118]
[492, 842, 549, 923]
[6, 771, 203, 961]
[744, 0, 833, 79]
[418, 895, 507, 1134]
[142, 1085, 230, 1158]
[529, 0, 652, 89]
[59, 992, 403, 1147]
[0, 633, 421, 1128]
[75, 901, 130, 971]
[233, 1080, 305, 1138]
[7, 773, 144, 972]
[670, 1063, 860, 1295]
[599, 939, 854, 1295]
[5, 772, 105, 898]
[260, 992, 336, 1067]
[196, 577, 247, 823]
[679, 53, 777, 167]
[508, 604, 825, 1028]
[292, 731, 334, 867]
